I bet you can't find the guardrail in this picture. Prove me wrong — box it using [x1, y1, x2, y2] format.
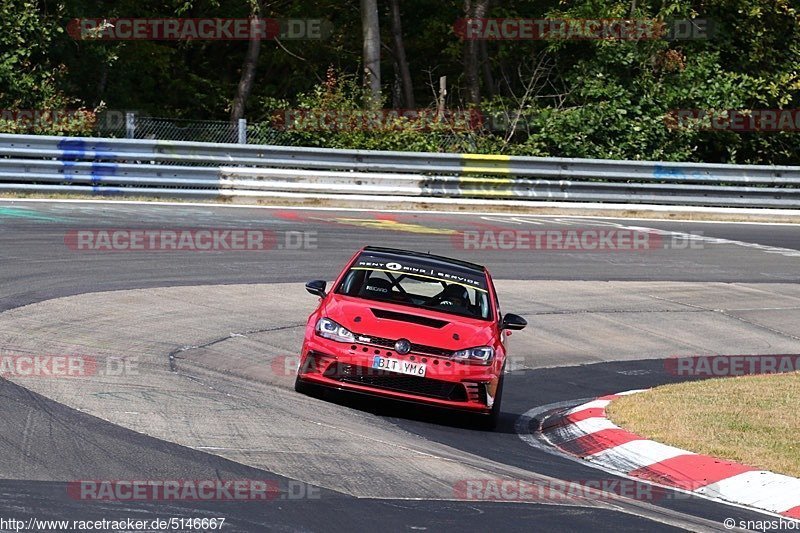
[0, 133, 798, 207]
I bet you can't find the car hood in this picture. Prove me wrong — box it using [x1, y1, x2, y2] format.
[322, 295, 493, 350]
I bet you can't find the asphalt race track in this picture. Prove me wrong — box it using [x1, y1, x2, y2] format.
[1, 200, 799, 532]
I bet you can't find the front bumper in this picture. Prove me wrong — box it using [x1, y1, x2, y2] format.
[296, 336, 500, 413]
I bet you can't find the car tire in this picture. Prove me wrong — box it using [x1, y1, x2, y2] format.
[294, 375, 313, 395]
[475, 372, 504, 431]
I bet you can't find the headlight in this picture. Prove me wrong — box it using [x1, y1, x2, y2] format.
[315, 317, 355, 343]
[452, 346, 494, 364]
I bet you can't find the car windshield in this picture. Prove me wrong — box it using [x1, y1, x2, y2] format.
[336, 264, 492, 320]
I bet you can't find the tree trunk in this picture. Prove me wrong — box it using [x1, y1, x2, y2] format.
[95, 64, 108, 107]
[463, 0, 489, 106]
[361, 0, 381, 109]
[230, 2, 262, 121]
[479, 39, 494, 99]
[388, 0, 414, 109]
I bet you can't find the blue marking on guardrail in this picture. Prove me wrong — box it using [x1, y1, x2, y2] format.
[56, 139, 118, 185]
[57, 138, 116, 160]
[89, 162, 118, 186]
[57, 139, 88, 161]
[653, 165, 679, 178]
[60, 159, 76, 183]
[653, 165, 706, 181]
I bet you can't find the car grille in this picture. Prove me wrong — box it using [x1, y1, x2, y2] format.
[324, 363, 467, 402]
[355, 334, 454, 358]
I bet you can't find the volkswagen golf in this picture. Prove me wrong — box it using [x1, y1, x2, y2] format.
[294, 246, 527, 429]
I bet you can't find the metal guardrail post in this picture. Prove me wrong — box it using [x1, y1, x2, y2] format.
[238, 119, 247, 144]
[125, 112, 136, 139]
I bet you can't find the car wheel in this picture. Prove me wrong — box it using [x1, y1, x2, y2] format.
[476, 372, 504, 430]
[294, 375, 313, 395]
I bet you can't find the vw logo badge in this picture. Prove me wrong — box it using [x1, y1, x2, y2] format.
[394, 338, 411, 354]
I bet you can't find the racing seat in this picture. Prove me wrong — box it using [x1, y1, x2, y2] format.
[360, 277, 394, 299]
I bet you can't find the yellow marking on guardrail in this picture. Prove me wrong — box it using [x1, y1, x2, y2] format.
[461, 166, 512, 174]
[459, 176, 514, 184]
[461, 153, 512, 174]
[462, 154, 512, 161]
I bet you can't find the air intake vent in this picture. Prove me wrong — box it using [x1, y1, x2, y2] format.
[326, 364, 468, 401]
[370, 308, 448, 328]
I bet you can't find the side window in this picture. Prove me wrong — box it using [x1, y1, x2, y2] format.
[339, 270, 365, 296]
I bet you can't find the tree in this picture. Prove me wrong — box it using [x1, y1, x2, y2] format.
[0, 0, 66, 109]
[231, 0, 262, 121]
[0, 0, 95, 135]
[463, 0, 488, 106]
[360, 0, 381, 109]
[388, 0, 414, 109]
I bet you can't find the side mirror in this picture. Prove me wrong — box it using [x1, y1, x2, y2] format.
[501, 313, 527, 331]
[305, 280, 327, 297]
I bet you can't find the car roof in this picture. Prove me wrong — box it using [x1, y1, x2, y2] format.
[361, 246, 486, 274]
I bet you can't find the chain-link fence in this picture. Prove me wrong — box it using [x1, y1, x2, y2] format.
[96, 113, 244, 143]
[131, 117, 243, 143]
[90, 112, 476, 152]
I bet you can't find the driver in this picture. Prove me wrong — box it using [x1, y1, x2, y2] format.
[438, 283, 469, 309]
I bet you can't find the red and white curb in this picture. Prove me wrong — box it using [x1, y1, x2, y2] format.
[539, 389, 800, 520]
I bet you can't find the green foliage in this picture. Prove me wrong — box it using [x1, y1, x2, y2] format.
[0, 0, 798, 163]
[254, 70, 478, 152]
[0, 0, 91, 134]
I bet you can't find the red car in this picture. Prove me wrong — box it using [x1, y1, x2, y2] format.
[294, 246, 527, 429]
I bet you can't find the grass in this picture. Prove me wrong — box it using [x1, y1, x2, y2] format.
[606, 372, 800, 477]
